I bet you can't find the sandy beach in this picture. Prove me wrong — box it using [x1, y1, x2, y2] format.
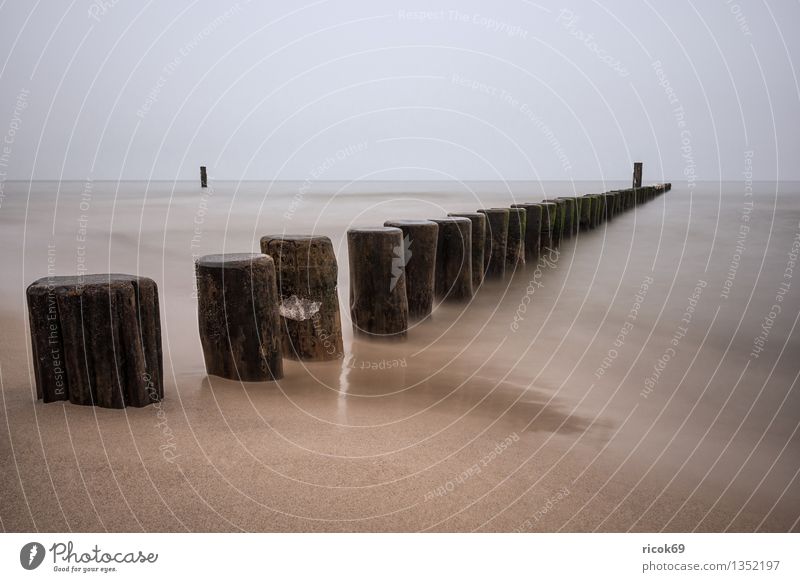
[0, 179, 798, 532]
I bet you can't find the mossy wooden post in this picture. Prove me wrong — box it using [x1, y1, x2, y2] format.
[633, 162, 643, 188]
[606, 191, 617, 217]
[600, 193, 612, 221]
[539, 202, 557, 251]
[27, 274, 164, 408]
[197, 254, 283, 381]
[260, 234, 343, 360]
[347, 227, 409, 339]
[477, 208, 509, 279]
[557, 197, 579, 237]
[384, 219, 438, 320]
[200, 166, 207, 188]
[612, 191, 623, 215]
[586, 194, 601, 228]
[578, 196, 592, 231]
[448, 212, 486, 289]
[544, 199, 567, 246]
[504, 207, 526, 271]
[430, 217, 473, 301]
[619, 189, 630, 211]
[511, 203, 542, 262]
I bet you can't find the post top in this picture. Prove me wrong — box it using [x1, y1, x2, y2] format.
[260, 234, 332, 244]
[383, 219, 438, 228]
[429, 216, 470, 225]
[27, 273, 154, 293]
[476, 208, 510, 215]
[196, 253, 272, 269]
[347, 226, 403, 236]
[448, 212, 485, 220]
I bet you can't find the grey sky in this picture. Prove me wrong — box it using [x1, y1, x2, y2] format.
[1, 0, 798, 182]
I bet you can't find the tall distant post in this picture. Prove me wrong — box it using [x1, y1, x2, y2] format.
[200, 166, 208, 188]
[632, 162, 642, 188]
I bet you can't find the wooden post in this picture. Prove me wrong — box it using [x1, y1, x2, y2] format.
[511, 203, 542, 262]
[27, 274, 163, 408]
[586, 194, 601, 228]
[477, 208, 509, 279]
[384, 219, 438, 320]
[347, 227, 409, 339]
[430, 217, 473, 301]
[633, 162, 643, 188]
[260, 234, 344, 360]
[556, 197, 579, 237]
[578, 196, 592, 231]
[196, 253, 283, 381]
[505, 207, 526, 271]
[448, 212, 486, 290]
[200, 166, 207, 188]
[539, 202, 558, 251]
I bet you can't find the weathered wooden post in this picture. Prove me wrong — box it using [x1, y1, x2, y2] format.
[200, 166, 207, 188]
[543, 199, 567, 246]
[600, 193, 613, 221]
[196, 253, 283, 381]
[430, 217, 473, 301]
[620, 189, 631, 211]
[557, 197, 579, 237]
[27, 274, 164, 408]
[511, 203, 542, 262]
[610, 193, 618, 218]
[614, 190, 624, 215]
[579, 195, 592, 231]
[384, 219, 438, 320]
[633, 162, 642, 188]
[448, 212, 486, 289]
[539, 202, 557, 250]
[588, 194, 602, 228]
[477, 208, 509, 279]
[347, 227, 409, 338]
[505, 207, 526, 271]
[260, 234, 344, 360]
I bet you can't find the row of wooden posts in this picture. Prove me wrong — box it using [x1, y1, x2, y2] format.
[26, 178, 670, 408]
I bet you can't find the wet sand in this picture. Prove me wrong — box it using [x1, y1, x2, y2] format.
[0, 180, 798, 532]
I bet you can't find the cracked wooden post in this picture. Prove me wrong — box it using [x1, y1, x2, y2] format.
[200, 166, 207, 188]
[430, 217, 473, 301]
[448, 212, 486, 290]
[384, 219, 438, 320]
[196, 253, 283, 381]
[347, 227, 408, 339]
[505, 207, 526, 271]
[477, 208, 509, 280]
[27, 274, 164, 408]
[633, 162, 643, 188]
[511, 203, 542, 263]
[260, 234, 343, 360]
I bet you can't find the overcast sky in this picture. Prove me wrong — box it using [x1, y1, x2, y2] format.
[0, 0, 798, 182]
